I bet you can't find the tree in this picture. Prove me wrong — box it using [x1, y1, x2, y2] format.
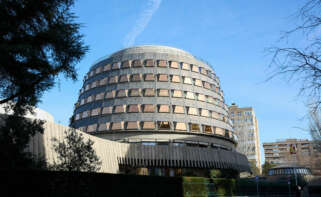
[0, 0, 87, 169]
[262, 161, 276, 176]
[250, 160, 260, 176]
[269, 0, 321, 112]
[309, 110, 321, 152]
[0, 115, 46, 169]
[50, 129, 101, 172]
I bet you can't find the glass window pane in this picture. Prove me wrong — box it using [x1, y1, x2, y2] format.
[132, 60, 142, 67]
[158, 60, 167, 67]
[158, 74, 168, 81]
[175, 122, 187, 131]
[170, 61, 179, 68]
[171, 75, 181, 83]
[145, 74, 155, 81]
[145, 59, 154, 67]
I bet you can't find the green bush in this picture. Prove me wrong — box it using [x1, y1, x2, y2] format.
[182, 177, 236, 197]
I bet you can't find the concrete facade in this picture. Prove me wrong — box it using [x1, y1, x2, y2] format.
[69, 45, 250, 173]
[26, 121, 250, 173]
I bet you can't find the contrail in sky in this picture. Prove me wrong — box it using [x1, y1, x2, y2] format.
[123, 0, 161, 48]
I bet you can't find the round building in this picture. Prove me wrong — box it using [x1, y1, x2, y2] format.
[71, 45, 250, 176]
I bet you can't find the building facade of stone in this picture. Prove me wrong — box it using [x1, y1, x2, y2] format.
[263, 139, 321, 175]
[228, 103, 261, 173]
[69, 45, 250, 175]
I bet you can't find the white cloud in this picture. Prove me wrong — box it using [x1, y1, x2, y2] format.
[123, 0, 161, 47]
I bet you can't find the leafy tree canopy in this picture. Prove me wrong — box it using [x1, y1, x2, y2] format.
[50, 129, 101, 172]
[0, 0, 87, 115]
[262, 161, 277, 176]
[0, 0, 87, 169]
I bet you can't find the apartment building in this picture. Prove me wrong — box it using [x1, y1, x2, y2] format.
[263, 139, 321, 175]
[229, 103, 262, 173]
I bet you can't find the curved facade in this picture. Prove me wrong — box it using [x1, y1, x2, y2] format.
[71, 45, 249, 174]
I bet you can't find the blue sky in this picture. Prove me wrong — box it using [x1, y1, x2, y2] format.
[38, 0, 312, 163]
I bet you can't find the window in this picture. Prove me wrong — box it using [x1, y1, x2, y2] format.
[207, 96, 214, 104]
[158, 74, 168, 81]
[104, 64, 111, 71]
[112, 122, 124, 130]
[145, 59, 154, 67]
[80, 99, 85, 105]
[85, 84, 90, 91]
[172, 90, 183, 98]
[82, 110, 89, 118]
[95, 67, 102, 74]
[109, 76, 118, 84]
[132, 60, 142, 67]
[197, 94, 206, 102]
[117, 89, 127, 98]
[203, 125, 212, 134]
[145, 73, 155, 81]
[173, 106, 184, 114]
[190, 123, 200, 132]
[203, 82, 211, 89]
[181, 63, 190, 70]
[201, 109, 209, 117]
[211, 73, 216, 80]
[114, 105, 126, 113]
[87, 124, 97, 132]
[98, 123, 110, 131]
[129, 89, 141, 97]
[126, 121, 140, 130]
[183, 77, 193, 84]
[119, 74, 129, 83]
[91, 81, 97, 88]
[100, 77, 108, 86]
[170, 61, 179, 68]
[191, 65, 199, 72]
[111, 62, 120, 70]
[143, 104, 155, 112]
[144, 88, 155, 96]
[128, 104, 140, 113]
[200, 67, 207, 75]
[175, 122, 187, 131]
[194, 79, 203, 87]
[75, 113, 81, 120]
[102, 106, 113, 114]
[105, 91, 116, 99]
[211, 111, 220, 119]
[86, 95, 93, 103]
[185, 92, 195, 100]
[158, 121, 171, 130]
[159, 105, 170, 113]
[187, 107, 198, 115]
[89, 70, 94, 77]
[121, 60, 130, 68]
[131, 74, 142, 82]
[215, 128, 225, 136]
[96, 92, 104, 100]
[158, 89, 169, 97]
[91, 108, 101, 116]
[171, 75, 181, 83]
[142, 121, 155, 130]
[158, 60, 167, 67]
